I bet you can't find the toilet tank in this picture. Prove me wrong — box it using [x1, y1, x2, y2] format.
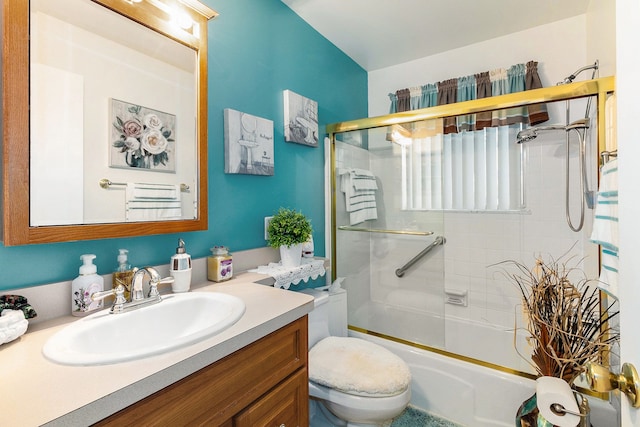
[300, 288, 347, 348]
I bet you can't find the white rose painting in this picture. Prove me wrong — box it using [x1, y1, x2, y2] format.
[110, 98, 176, 172]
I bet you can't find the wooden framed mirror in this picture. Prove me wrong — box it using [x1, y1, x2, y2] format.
[1, 0, 216, 245]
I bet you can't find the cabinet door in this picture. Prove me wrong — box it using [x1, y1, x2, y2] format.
[235, 367, 308, 427]
[95, 317, 308, 426]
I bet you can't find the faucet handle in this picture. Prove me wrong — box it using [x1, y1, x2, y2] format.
[148, 277, 174, 298]
[91, 285, 127, 313]
[90, 288, 115, 301]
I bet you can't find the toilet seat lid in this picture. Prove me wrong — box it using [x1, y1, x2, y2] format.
[309, 336, 411, 397]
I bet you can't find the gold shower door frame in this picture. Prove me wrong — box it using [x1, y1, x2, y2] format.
[326, 76, 616, 381]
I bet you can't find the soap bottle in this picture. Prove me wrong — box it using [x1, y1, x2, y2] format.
[208, 246, 233, 282]
[71, 254, 104, 317]
[170, 238, 192, 292]
[113, 249, 135, 301]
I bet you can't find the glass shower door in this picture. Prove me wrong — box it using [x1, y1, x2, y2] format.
[333, 122, 446, 350]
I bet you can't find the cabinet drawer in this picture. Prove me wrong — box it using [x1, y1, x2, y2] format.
[234, 367, 308, 427]
[95, 316, 308, 426]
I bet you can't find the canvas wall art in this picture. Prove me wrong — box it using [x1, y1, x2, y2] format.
[283, 89, 318, 147]
[110, 98, 176, 173]
[224, 109, 274, 175]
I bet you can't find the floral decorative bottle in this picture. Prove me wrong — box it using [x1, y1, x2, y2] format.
[71, 254, 104, 316]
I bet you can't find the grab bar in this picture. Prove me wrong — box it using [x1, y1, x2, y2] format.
[395, 236, 446, 278]
[338, 226, 433, 236]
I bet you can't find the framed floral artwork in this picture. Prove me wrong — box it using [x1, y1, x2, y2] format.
[110, 98, 176, 172]
[283, 90, 318, 147]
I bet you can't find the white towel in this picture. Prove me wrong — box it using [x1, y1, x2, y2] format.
[0, 310, 28, 346]
[340, 169, 378, 225]
[128, 184, 179, 199]
[590, 158, 618, 297]
[350, 168, 378, 191]
[590, 159, 618, 251]
[126, 183, 182, 222]
[599, 248, 619, 298]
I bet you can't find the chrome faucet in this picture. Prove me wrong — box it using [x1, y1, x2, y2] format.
[91, 267, 174, 314]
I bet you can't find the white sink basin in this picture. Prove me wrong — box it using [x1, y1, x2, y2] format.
[43, 292, 245, 366]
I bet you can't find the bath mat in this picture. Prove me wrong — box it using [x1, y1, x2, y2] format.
[387, 405, 463, 427]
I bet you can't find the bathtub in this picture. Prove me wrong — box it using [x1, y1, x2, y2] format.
[351, 299, 535, 374]
[349, 330, 617, 426]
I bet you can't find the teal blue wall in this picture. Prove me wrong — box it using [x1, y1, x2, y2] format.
[0, 0, 367, 291]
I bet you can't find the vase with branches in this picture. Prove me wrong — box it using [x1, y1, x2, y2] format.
[498, 251, 619, 426]
[500, 253, 619, 384]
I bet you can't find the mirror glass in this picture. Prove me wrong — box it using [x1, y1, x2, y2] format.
[30, 0, 197, 226]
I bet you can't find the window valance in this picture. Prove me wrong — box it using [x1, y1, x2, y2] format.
[388, 60, 549, 134]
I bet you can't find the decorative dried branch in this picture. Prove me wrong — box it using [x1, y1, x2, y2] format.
[495, 252, 619, 385]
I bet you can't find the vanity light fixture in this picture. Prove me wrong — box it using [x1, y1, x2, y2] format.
[173, 10, 194, 30]
[145, 0, 195, 31]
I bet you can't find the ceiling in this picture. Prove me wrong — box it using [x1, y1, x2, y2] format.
[281, 0, 591, 71]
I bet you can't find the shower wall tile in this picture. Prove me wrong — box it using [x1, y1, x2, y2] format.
[445, 273, 469, 289]
[485, 276, 521, 299]
[466, 276, 487, 294]
[485, 293, 520, 313]
[446, 299, 485, 323]
[483, 307, 517, 331]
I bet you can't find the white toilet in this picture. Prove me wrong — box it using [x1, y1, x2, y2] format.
[301, 288, 411, 427]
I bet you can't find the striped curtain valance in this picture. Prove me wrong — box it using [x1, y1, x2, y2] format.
[388, 60, 549, 134]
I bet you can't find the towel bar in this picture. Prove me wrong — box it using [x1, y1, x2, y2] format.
[600, 149, 617, 165]
[99, 179, 190, 192]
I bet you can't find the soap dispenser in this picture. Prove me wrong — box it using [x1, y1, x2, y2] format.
[170, 238, 192, 293]
[113, 249, 136, 301]
[71, 254, 105, 317]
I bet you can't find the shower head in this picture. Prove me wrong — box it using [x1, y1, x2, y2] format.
[516, 129, 538, 144]
[516, 124, 567, 144]
[515, 120, 589, 144]
[559, 61, 599, 85]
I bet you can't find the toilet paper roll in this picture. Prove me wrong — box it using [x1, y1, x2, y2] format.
[536, 376, 580, 427]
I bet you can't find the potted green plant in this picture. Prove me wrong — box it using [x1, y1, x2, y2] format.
[267, 207, 312, 268]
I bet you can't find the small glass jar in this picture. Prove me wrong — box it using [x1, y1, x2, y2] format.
[208, 246, 233, 282]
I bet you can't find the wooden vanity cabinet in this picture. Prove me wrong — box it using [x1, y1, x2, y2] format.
[95, 316, 309, 426]
[234, 368, 307, 427]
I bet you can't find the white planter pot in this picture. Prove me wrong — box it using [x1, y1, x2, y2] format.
[280, 243, 303, 268]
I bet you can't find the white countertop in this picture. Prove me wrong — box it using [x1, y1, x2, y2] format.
[0, 274, 314, 427]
